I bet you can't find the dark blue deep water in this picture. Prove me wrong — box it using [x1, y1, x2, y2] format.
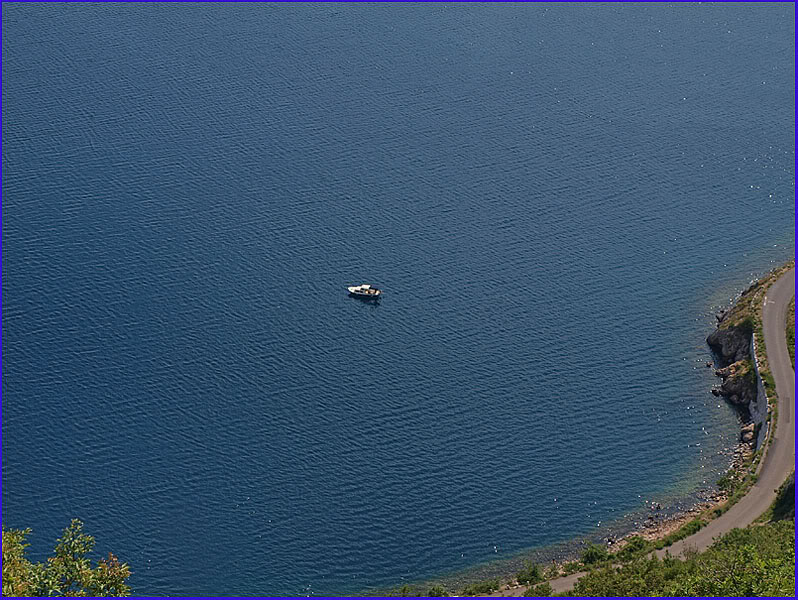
[2, 3, 794, 596]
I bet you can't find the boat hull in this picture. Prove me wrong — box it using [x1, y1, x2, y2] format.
[349, 291, 381, 300]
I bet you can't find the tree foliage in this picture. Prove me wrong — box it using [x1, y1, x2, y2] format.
[2, 519, 131, 597]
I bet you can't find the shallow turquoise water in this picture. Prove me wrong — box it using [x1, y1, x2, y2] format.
[2, 3, 794, 596]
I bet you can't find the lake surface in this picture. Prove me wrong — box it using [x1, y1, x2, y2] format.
[2, 3, 794, 596]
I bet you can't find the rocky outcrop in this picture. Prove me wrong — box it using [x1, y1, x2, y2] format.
[707, 326, 751, 367]
[708, 313, 757, 448]
[714, 362, 757, 410]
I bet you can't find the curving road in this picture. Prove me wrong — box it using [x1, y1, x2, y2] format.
[492, 268, 794, 597]
[659, 267, 794, 559]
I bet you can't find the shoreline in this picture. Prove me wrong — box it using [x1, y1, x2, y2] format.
[373, 261, 793, 598]
[489, 261, 795, 597]
[485, 444, 749, 597]
[370, 453, 743, 597]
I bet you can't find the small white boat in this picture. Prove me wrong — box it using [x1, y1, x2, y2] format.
[347, 284, 382, 299]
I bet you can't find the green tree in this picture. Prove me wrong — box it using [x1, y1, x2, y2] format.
[426, 584, 449, 596]
[2, 519, 131, 597]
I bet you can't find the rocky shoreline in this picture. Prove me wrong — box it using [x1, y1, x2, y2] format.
[706, 288, 762, 450]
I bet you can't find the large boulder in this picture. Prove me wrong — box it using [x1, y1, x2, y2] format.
[707, 326, 751, 366]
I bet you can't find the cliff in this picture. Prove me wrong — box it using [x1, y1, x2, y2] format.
[706, 260, 795, 448]
[707, 298, 757, 439]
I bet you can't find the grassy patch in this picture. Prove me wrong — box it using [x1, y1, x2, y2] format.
[761, 369, 776, 393]
[757, 471, 795, 523]
[741, 359, 757, 385]
[717, 261, 793, 334]
[653, 518, 706, 550]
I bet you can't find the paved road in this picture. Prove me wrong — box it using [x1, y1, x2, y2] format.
[659, 267, 794, 559]
[492, 268, 795, 597]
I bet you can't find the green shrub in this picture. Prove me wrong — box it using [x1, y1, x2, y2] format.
[388, 584, 414, 596]
[657, 518, 705, 549]
[737, 316, 755, 334]
[461, 578, 499, 595]
[543, 563, 561, 579]
[523, 581, 553, 596]
[562, 561, 583, 575]
[516, 561, 544, 585]
[716, 471, 738, 494]
[426, 584, 449, 596]
[580, 542, 609, 565]
[615, 535, 651, 562]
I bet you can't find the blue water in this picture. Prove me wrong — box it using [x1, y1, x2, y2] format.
[2, 3, 794, 596]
